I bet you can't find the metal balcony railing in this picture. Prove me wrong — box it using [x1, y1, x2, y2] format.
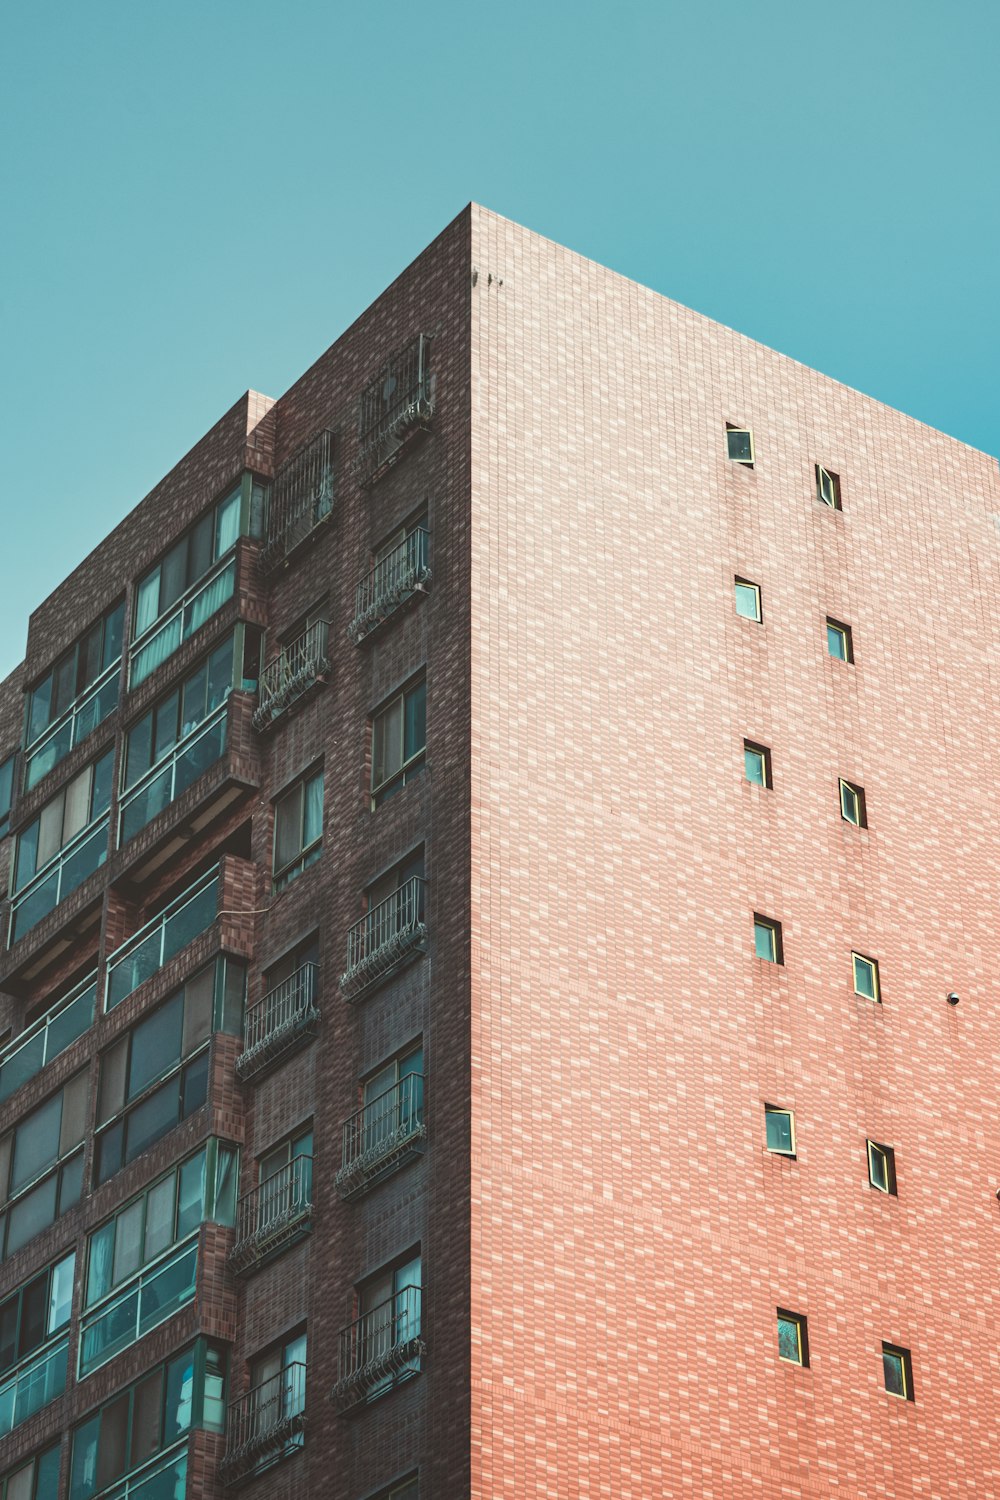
[220, 1363, 307, 1486]
[335, 1075, 425, 1200]
[339, 878, 427, 1001]
[260, 430, 334, 572]
[236, 962, 319, 1081]
[0, 1336, 69, 1438]
[105, 867, 219, 1011]
[353, 335, 433, 485]
[348, 529, 431, 645]
[0, 974, 96, 1105]
[118, 703, 228, 847]
[23, 658, 120, 792]
[331, 1286, 423, 1412]
[252, 621, 330, 732]
[129, 553, 237, 688]
[228, 1156, 312, 1274]
[8, 813, 109, 946]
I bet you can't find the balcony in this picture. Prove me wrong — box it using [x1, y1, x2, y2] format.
[339, 878, 427, 1001]
[331, 1287, 423, 1413]
[105, 866, 219, 1010]
[119, 703, 228, 847]
[228, 1156, 313, 1275]
[0, 973, 96, 1104]
[260, 429, 334, 573]
[129, 553, 237, 688]
[220, 1363, 307, 1487]
[79, 1239, 198, 1376]
[7, 814, 109, 947]
[236, 962, 319, 1082]
[352, 335, 434, 487]
[335, 1075, 425, 1201]
[0, 1336, 68, 1438]
[348, 530, 431, 646]
[23, 659, 120, 793]
[252, 622, 330, 732]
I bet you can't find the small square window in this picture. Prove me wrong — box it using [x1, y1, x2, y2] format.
[867, 1139, 896, 1195]
[826, 618, 853, 662]
[726, 424, 755, 467]
[765, 1107, 795, 1155]
[744, 741, 771, 788]
[852, 952, 880, 1003]
[882, 1342, 913, 1400]
[777, 1310, 808, 1366]
[754, 915, 783, 964]
[816, 465, 842, 509]
[839, 779, 867, 827]
[735, 579, 762, 623]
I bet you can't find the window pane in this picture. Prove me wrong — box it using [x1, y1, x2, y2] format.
[28, 677, 52, 743]
[180, 664, 207, 738]
[125, 1081, 179, 1165]
[215, 489, 241, 555]
[11, 1094, 61, 1193]
[96, 1120, 125, 1186]
[126, 711, 153, 788]
[37, 796, 64, 869]
[145, 1174, 177, 1262]
[727, 428, 753, 462]
[181, 1051, 209, 1117]
[136, 569, 161, 634]
[95, 1391, 129, 1490]
[99, 1038, 129, 1125]
[103, 603, 125, 669]
[63, 767, 92, 842]
[160, 540, 188, 612]
[404, 680, 427, 760]
[0, 1296, 17, 1373]
[90, 749, 114, 817]
[60, 1071, 89, 1153]
[87, 1221, 115, 1307]
[202, 1345, 226, 1431]
[18, 1276, 47, 1359]
[754, 922, 775, 962]
[883, 1349, 905, 1395]
[153, 691, 180, 764]
[181, 968, 213, 1055]
[854, 956, 876, 999]
[5, 1175, 58, 1257]
[165, 1347, 195, 1442]
[373, 698, 403, 786]
[766, 1112, 792, 1153]
[48, 1251, 76, 1332]
[58, 1148, 84, 1214]
[5, 1461, 35, 1500]
[827, 623, 846, 659]
[70, 1413, 102, 1500]
[303, 773, 323, 848]
[274, 784, 303, 871]
[130, 1368, 164, 1468]
[206, 636, 232, 709]
[745, 748, 765, 785]
[176, 1151, 206, 1238]
[734, 583, 760, 621]
[777, 1316, 801, 1362]
[129, 993, 184, 1101]
[113, 1198, 145, 1286]
[213, 1147, 238, 1227]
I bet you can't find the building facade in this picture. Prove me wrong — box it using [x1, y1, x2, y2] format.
[0, 205, 997, 1500]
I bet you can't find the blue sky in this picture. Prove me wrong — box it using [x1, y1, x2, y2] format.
[1, 1, 996, 679]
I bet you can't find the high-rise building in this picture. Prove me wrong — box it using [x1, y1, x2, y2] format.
[0, 205, 996, 1500]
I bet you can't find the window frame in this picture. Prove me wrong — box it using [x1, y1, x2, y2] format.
[826, 617, 854, 662]
[272, 767, 324, 891]
[816, 464, 842, 509]
[776, 1309, 809, 1367]
[0, 1071, 88, 1260]
[726, 424, 755, 468]
[12, 746, 114, 895]
[881, 1341, 914, 1400]
[839, 778, 867, 827]
[122, 633, 236, 795]
[0, 1441, 61, 1500]
[764, 1106, 795, 1157]
[753, 914, 783, 964]
[24, 601, 125, 753]
[0, 753, 15, 838]
[370, 674, 427, 806]
[852, 951, 881, 1003]
[743, 740, 771, 788]
[867, 1139, 897, 1195]
[734, 578, 762, 624]
[0, 1249, 75, 1382]
[133, 486, 242, 641]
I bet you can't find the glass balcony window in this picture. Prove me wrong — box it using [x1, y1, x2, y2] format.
[349, 526, 430, 645]
[130, 553, 237, 689]
[24, 602, 124, 791]
[0, 1073, 88, 1259]
[78, 1239, 198, 1375]
[24, 660, 121, 793]
[0, 974, 96, 1105]
[0, 1335, 68, 1438]
[118, 703, 228, 847]
[105, 868, 219, 1011]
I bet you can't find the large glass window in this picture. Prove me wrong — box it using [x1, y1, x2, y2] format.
[95, 959, 243, 1186]
[130, 487, 242, 688]
[105, 868, 219, 1012]
[0, 1441, 61, 1500]
[0, 1252, 74, 1439]
[272, 769, 323, 891]
[13, 748, 114, 893]
[81, 1142, 236, 1374]
[0, 1073, 88, 1259]
[0, 972, 96, 1105]
[371, 676, 426, 806]
[70, 1339, 225, 1500]
[24, 601, 124, 791]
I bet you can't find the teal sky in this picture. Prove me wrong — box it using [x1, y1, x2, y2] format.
[1, 1, 997, 680]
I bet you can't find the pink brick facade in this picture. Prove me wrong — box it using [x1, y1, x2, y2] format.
[0, 204, 996, 1499]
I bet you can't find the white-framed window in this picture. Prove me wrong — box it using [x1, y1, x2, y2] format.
[726, 424, 755, 467]
[734, 578, 762, 623]
[765, 1107, 795, 1155]
[867, 1139, 896, 1194]
[816, 464, 841, 509]
[852, 951, 880, 1002]
[776, 1309, 808, 1366]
